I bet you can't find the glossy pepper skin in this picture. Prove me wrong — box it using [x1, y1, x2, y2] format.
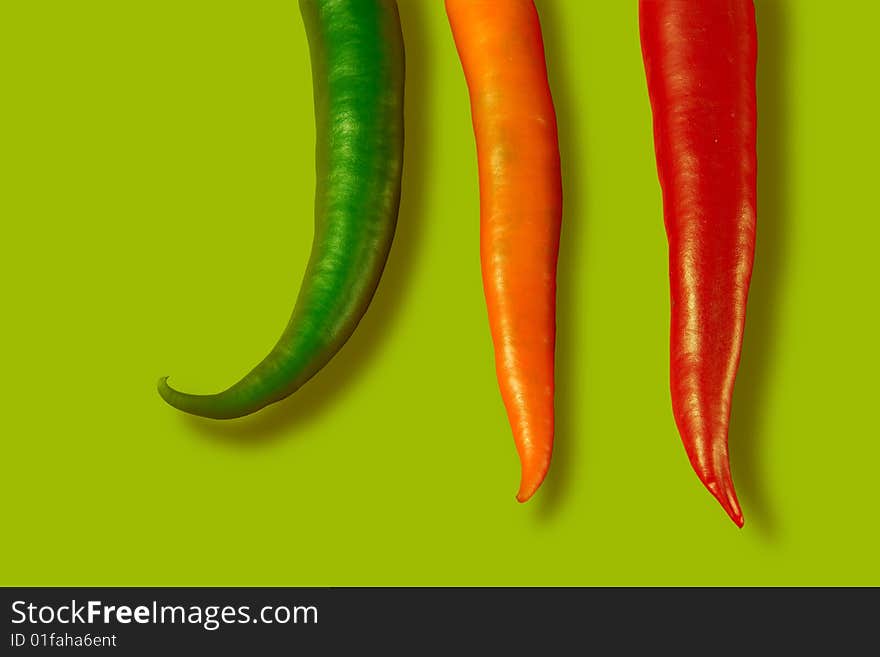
[446, 0, 562, 502]
[159, 0, 405, 419]
[640, 0, 757, 526]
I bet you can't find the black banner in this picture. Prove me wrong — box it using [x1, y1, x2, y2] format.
[1, 587, 876, 652]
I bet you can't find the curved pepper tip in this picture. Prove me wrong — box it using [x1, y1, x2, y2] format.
[703, 478, 745, 528]
[515, 488, 535, 504]
[157, 376, 182, 410]
[515, 463, 550, 503]
[157, 376, 173, 398]
[157, 376, 190, 413]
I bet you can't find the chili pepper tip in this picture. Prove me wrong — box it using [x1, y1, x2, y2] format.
[515, 471, 547, 504]
[157, 377, 171, 399]
[157, 376, 181, 409]
[704, 479, 744, 528]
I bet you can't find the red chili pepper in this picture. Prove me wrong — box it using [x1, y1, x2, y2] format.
[640, 0, 757, 526]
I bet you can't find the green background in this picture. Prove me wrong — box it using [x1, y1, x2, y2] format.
[2, 0, 878, 586]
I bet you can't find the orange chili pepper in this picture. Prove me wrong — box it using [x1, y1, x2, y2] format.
[446, 0, 562, 502]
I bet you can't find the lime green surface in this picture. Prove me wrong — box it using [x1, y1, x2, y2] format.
[1, 1, 877, 586]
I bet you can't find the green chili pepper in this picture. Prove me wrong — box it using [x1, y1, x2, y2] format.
[158, 0, 405, 419]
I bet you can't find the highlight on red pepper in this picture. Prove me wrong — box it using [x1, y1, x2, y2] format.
[640, 0, 758, 526]
[158, 0, 405, 419]
[446, 0, 563, 502]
